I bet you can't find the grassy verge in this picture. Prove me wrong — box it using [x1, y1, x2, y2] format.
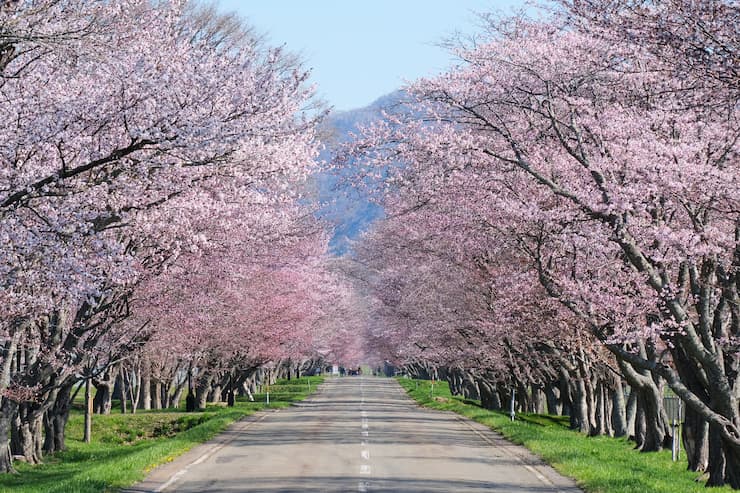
[0, 376, 324, 493]
[397, 377, 728, 493]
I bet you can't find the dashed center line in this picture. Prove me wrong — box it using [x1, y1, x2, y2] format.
[359, 379, 371, 489]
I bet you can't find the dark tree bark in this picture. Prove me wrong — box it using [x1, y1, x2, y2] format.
[531, 383, 546, 414]
[573, 376, 591, 434]
[195, 372, 213, 410]
[11, 403, 43, 464]
[93, 376, 113, 415]
[477, 378, 501, 410]
[151, 381, 162, 410]
[83, 379, 92, 443]
[544, 381, 562, 415]
[683, 405, 709, 473]
[461, 372, 480, 400]
[43, 382, 73, 454]
[170, 381, 185, 410]
[618, 351, 670, 451]
[611, 381, 628, 438]
[626, 388, 637, 437]
[0, 399, 16, 473]
[708, 424, 727, 487]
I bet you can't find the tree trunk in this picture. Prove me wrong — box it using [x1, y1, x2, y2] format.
[635, 384, 668, 451]
[0, 399, 16, 473]
[43, 383, 73, 454]
[706, 422, 740, 488]
[594, 380, 608, 436]
[124, 366, 142, 414]
[170, 381, 185, 410]
[516, 383, 530, 413]
[611, 382, 628, 438]
[11, 404, 43, 465]
[210, 384, 222, 404]
[139, 363, 151, 411]
[671, 345, 709, 472]
[708, 424, 727, 487]
[572, 377, 590, 433]
[618, 355, 668, 451]
[93, 377, 113, 415]
[531, 383, 546, 414]
[544, 381, 562, 415]
[461, 372, 480, 400]
[447, 369, 461, 396]
[626, 388, 637, 437]
[721, 437, 740, 488]
[151, 381, 162, 410]
[683, 405, 709, 472]
[84, 379, 92, 443]
[195, 373, 213, 410]
[477, 378, 500, 410]
[118, 369, 128, 414]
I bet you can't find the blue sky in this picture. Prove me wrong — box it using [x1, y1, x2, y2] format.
[217, 1, 526, 111]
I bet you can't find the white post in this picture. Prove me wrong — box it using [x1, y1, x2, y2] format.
[510, 388, 516, 421]
[266, 391, 270, 406]
[672, 400, 682, 462]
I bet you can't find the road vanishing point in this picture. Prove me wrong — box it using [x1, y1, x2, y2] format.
[128, 377, 582, 492]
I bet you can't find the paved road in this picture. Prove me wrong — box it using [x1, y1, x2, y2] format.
[130, 377, 581, 492]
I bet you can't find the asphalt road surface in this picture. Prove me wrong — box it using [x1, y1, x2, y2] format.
[130, 377, 582, 493]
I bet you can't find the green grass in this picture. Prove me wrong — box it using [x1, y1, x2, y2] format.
[397, 377, 728, 493]
[0, 376, 323, 493]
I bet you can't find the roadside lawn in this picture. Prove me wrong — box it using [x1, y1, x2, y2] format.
[397, 377, 728, 493]
[0, 376, 323, 493]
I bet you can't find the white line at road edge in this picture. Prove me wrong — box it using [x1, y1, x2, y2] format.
[155, 412, 273, 492]
[454, 416, 568, 493]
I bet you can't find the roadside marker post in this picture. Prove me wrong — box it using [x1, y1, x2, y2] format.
[510, 388, 516, 421]
[665, 396, 683, 462]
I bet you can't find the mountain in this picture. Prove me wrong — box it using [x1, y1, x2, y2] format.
[315, 91, 406, 255]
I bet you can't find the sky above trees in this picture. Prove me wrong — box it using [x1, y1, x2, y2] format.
[217, 0, 526, 111]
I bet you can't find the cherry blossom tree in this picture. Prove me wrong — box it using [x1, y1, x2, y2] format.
[0, 0, 322, 472]
[342, 0, 738, 485]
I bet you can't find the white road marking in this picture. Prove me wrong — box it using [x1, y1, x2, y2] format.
[362, 430, 369, 437]
[361, 440, 368, 447]
[358, 481, 368, 492]
[361, 410, 367, 417]
[362, 419, 368, 429]
[454, 416, 562, 491]
[361, 449, 370, 460]
[155, 412, 272, 492]
[360, 464, 372, 475]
